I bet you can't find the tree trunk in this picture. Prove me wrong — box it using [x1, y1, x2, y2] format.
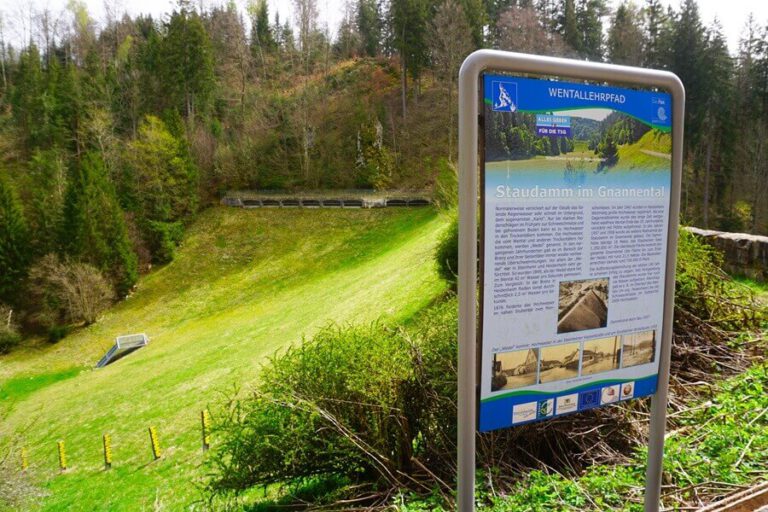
[447, 79, 454, 161]
[401, 57, 407, 120]
[703, 138, 712, 228]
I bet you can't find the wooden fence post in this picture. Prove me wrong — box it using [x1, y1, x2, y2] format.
[201, 411, 211, 452]
[148, 426, 161, 460]
[57, 441, 67, 471]
[103, 434, 112, 469]
[20, 447, 28, 473]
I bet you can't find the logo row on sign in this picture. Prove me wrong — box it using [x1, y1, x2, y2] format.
[511, 381, 635, 424]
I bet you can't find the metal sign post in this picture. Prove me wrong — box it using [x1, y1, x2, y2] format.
[458, 50, 684, 512]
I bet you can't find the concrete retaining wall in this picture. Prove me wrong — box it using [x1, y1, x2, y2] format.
[220, 191, 431, 209]
[685, 227, 768, 282]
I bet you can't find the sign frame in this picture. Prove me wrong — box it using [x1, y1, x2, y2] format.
[457, 50, 684, 512]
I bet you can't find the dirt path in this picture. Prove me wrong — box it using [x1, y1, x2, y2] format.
[640, 149, 671, 160]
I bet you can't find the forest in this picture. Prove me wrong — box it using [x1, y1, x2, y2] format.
[0, 0, 767, 344]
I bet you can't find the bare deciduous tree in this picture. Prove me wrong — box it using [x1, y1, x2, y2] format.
[430, 0, 473, 161]
[496, 6, 570, 57]
[27, 255, 115, 327]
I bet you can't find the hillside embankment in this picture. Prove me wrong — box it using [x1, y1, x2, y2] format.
[0, 207, 448, 511]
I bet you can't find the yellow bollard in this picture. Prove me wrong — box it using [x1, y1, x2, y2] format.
[201, 410, 211, 452]
[103, 434, 112, 470]
[20, 447, 28, 473]
[148, 426, 161, 460]
[57, 441, 67, 471]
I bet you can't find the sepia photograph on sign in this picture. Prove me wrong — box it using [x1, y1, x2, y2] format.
[581, 336, 621, 376]
[557, 278, 609, 334]
[621, 330, 656, 368]
[538, 342, 581, 384]
[491, 348, 539, 391]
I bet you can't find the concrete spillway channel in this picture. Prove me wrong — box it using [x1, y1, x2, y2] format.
[557, 289, 608, 333]
[221, 192, 432, 210]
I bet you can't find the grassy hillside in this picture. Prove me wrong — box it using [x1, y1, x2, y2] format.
[0, 207, 448, 511]
[616, 130, 672, 170]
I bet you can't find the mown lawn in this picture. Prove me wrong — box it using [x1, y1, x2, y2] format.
[0, 206, 449, 511]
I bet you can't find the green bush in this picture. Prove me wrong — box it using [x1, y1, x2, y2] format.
[47, 325, 70, 344]
[675, 228, 763, 330]
[0, 325, 21, 354]
[145, 220, 184, 264]
[432, 158, 458, 210]
[435, 213, 458, 288]
[206, 298, 458, 498]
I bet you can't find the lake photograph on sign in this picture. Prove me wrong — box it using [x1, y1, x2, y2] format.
[479, 73, 674, 432]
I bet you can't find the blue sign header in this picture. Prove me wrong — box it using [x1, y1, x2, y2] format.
[484, 74, 672, 131]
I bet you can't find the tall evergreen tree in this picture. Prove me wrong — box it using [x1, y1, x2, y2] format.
[607, 2, 644, 65]
[10, 44, 46, 151]
[251, 0, 275, 53]
[643, 0, 666, 68]
[669, 0, 707, 151]
[0, 176, 30, 304]
[559, 0, 580, 52]
[60, 152, 137, 295]
[575, 0, 606, 60]
[159, 8, 216, 120]
[357, 0, 382, 56]
[389, 0, 429, 118]
[699, 22, 734, 227]
[458, 0, 485, 48]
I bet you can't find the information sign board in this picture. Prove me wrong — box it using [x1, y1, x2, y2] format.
[457, 50, 684, 512]
[479, 74, 673, 431]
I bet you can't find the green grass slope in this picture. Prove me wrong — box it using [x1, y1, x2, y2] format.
[0, 207, 448, 511]
[616, 129, 672, 170]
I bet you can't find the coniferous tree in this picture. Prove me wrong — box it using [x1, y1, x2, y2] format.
[251, 0, 275, 53]
[559, 0, 580, 52]
[458, 0, 486, 48]
[389, 0, 429, 118]
[669, 0, 707, 152]
[643, 0, 666, 68]
[10, 44, 46, 151]
[607, 2, 644, 65]
[159, 8, 215, 120]
[357, 0, 382, 56]
[60, 152, 137, 295]
[699, 22, 734, 227]
[0, 176, 30, 305]
[575, 0, 607, 60]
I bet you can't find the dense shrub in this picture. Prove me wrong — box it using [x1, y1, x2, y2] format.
[26, 254, 115, 329]
[47, 325, 70, 344]
[0, 326, 21, 354]
[435, 213, 458, 288]
[675, 228, 764, 330]
[206, 299, 458, 497]
[145, 221, 184, 264]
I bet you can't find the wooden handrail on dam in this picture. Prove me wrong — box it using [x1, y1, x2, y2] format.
[221, 190, 431, 209]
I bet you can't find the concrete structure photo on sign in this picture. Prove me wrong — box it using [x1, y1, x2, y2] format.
[557, 278, 609, 334]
